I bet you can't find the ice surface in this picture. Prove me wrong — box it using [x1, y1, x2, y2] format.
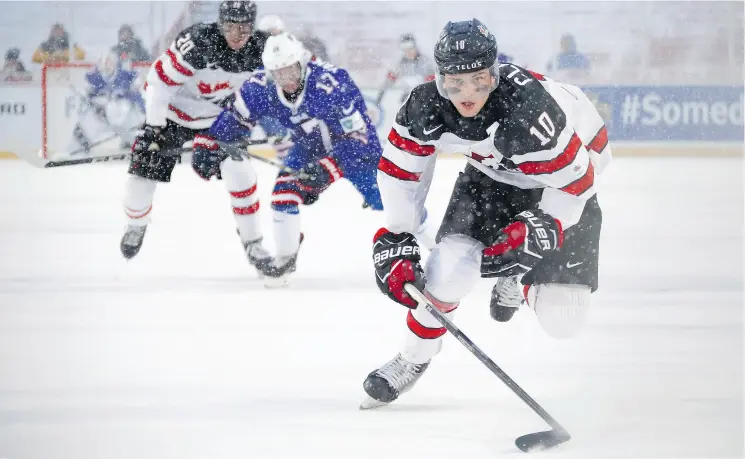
[0, 156, 742, 458]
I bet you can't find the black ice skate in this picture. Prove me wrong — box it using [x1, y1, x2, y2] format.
[259, 234, 304, 288]
[242, 237, 272, 273]
[490, 276, 524, 322]
[120, 224, 147, 259]
[360, 353, 430, 409]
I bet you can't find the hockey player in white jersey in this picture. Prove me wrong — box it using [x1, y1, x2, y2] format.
[120, 0, 271, 273]
[361, 19, 611, 409]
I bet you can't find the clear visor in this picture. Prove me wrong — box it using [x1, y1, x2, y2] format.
[269, 63, 304, 92]
[220, 22, 252, 40]
[435, 62, 499, 100]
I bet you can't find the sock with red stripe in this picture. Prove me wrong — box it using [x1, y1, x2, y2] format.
[221, 157, 262, 243]
[123, 175, 157, 227]
[401, 291, 458, 365]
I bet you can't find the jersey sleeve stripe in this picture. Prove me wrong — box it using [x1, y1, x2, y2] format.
[378, 157, 421, 182]
[388, 128, 435, 157]
[155, 60, 182, 86]
[518, 133, 581, 175]
[560, 162, 594, 196]
[587, 126, 608, 153]
[166, 49, 194, 77]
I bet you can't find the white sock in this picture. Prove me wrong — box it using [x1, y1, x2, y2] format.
[273, 210, 301, 257]
[123, 175, 157, 227]
[221, 157, 262, 243]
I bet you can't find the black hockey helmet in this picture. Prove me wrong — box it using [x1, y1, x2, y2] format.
[219, 0, 257, 25]
[433, 19, 499, 97]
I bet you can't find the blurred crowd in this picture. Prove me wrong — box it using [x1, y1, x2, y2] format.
[0, 11, 593, 85]
[2, 22, 151, 82]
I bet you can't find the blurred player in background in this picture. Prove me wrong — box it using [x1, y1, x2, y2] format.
[120, 0, 272, 275]
[375, 33, 436, 105]
[70, 52, 145, 154]
[362, 19, 611, 409]
[257, 14, 286, 36]
[193, 33, 435, 287]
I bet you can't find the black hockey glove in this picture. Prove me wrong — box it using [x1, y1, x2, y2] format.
[192, 134, 227, 180]
[297, 156, 343, 195]
[373, 228, 425, 309]
[132, 124, 166, 154]
[481, 209, 564, 278]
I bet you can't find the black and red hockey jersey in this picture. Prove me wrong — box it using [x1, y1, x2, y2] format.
[144, 22, 268, 129]
[377, 64, 611, 233]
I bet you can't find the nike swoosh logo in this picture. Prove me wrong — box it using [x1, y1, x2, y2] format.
[566, 261, 583, 268]
[423, 124, 443, 135]
[342, 102, 355, 116]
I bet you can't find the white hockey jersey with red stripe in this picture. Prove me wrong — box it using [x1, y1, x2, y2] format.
[144, 22, 268, 129]
[377, 64, 611, 234]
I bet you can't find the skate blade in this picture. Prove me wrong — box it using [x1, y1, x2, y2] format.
[263, 275, 291, 289]
[359, 396, 389, 410]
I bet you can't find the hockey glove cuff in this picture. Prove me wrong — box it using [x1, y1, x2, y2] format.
[481, 209, 564, 278]
[297, 156, 343, 194]
[192, 134, 226, 181]
[373, 228, 425, 309]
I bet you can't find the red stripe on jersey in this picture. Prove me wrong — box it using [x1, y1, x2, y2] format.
[561, 162, 595, 196]
[233, 202, 260, 215]
[387, 129, 435, 157]
[378, 157, 421, 182]
[272, 189, 303, 200]
[518, 134, 582, 175]
[522, 284, 531, 304]
[406, 310, 447, 339]
[527, 70, 546, 81]
[230, 184, 257, 198]
[168, 105, 214, 122]
[155, 60, 181, 86]
[166, 49, 194, 77]
[587, 126, 609, 153]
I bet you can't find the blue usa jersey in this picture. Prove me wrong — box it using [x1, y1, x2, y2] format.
[85, 66, 145, 112]
[209, 61, 383, 167]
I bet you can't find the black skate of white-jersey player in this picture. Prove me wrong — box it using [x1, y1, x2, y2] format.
[120, 0, 272, 273]
[362, 18, 612, 409]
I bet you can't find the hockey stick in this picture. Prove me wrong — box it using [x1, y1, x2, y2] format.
[403, 284, 571, 453]
[34, 138, 274, 169]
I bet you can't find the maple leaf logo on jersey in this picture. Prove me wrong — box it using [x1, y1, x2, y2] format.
[478, 24, 490, 38]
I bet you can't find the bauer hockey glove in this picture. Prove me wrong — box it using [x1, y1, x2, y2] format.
[373, 228, 425, 309]
[192, 134, 227, 180]
[481, 209, 564, 278]
[131, 124, 166, 154]
[297, 157, 343, 195]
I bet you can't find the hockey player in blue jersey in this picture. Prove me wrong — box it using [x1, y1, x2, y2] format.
[192, 33, 433, 286]
[72, 52, 145, 153]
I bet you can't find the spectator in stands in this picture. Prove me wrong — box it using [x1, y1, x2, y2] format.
[3, 48, 27, 73]
[546, 33, 590, 73]
[111, 24, 150, 62]
[32, 23, 85, 64]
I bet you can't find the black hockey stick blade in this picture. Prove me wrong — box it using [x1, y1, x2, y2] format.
[515, 430, 571, 453]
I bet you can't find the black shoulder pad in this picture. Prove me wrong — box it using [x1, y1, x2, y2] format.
[493, 65, 568, 158]
[170, 23, 220, 71]
[395, 81, 446, 140]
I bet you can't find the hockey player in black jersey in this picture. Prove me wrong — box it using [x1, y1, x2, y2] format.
[120, 0, 271, 272]
[361, 19, 612, 409]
